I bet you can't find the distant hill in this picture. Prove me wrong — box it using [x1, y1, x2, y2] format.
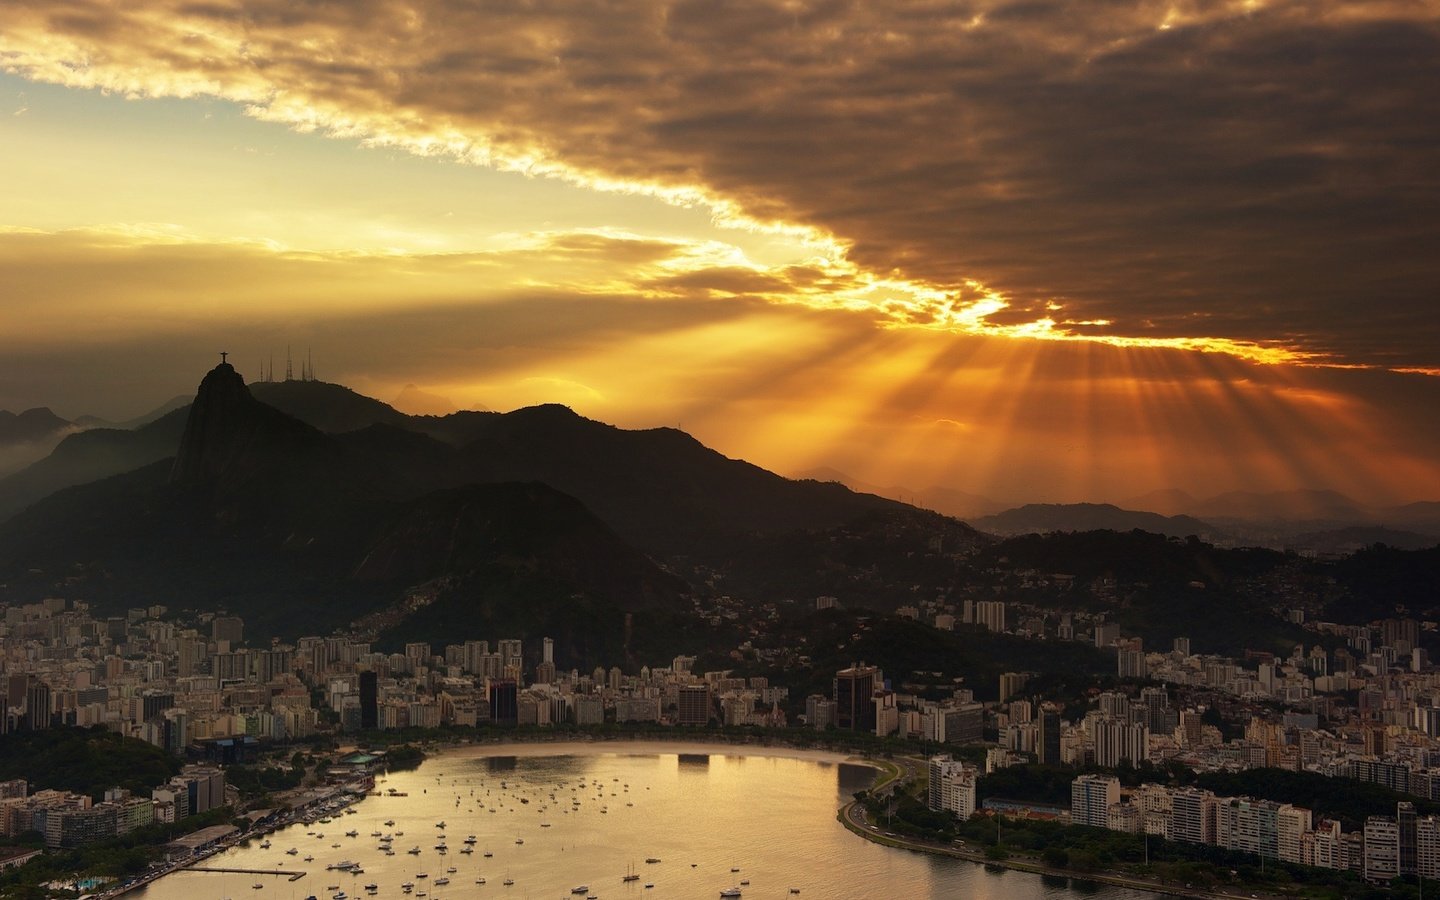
[1189, 489, 1368, 522]
[797, 467, 1004, 519]
[1284, 526, 1439, 555]
[971, 502, 1224, 541]
[0, 363, 975, 648]
[0, 407, 71, 443]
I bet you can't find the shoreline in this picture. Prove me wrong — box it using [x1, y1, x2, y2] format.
[412, 735, 879, 769]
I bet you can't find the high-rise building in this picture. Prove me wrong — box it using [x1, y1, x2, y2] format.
[676, 685, 711, 726]
[974, 601, 1006, 633]
[999, 672, 1028, 702]
[1071, 774, 1120, 829]
[1365, 816, 1401, 882]
[1169, 788, 1217, 845]
[1399, 801, 1418, 876]
[1038, 704, 1062, 765]
[488, 680, 518, 725]
[927, 755, 978, 819]
[24, 681, 51, 731]
[211, 616, 244, 645]
[359, 671, 378, 730]
[833, 664, 879, 732]
[1094, 718, 1148, 768]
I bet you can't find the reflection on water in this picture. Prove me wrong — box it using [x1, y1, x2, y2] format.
[131, 743, 1157, 900]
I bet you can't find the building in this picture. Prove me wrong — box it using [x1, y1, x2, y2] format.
[1071, 774, 1120, 829]
[1038, 705, 1062, 765]
[975, 601, 1006, 633]
[358, 671, 378, 730]
[676, 685, 711, 726]
[488, 680, 518, 725]
[1094, 718, 1148, 768]
[1169, 788, 1216, 845]
[833, 664, 879, 732]
[927, 755, 978, 819]
[1365, 816, 1401, 882]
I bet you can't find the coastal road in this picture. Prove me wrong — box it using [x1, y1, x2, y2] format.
[838, 798, 1284, 900]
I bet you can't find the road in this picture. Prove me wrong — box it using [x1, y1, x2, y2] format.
[841, 756, 1282, 900]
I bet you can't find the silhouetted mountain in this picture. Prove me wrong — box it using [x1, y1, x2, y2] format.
[2, 363, 951, 644]
[0, 366, 695, 646]
[797, 467, 1004, 519]
[73, 395, 190, 430]
[391, 383, 465, 416]
[1284, 526, 1439, 554]
[971, 503, 1223, 540]
[1121, 488, 1199, 517]
[250, 379, 414, 435]
[447, 405, 915, 554]
[0, 408, 71, 443]
[1190, 489, 1367, 522]
[0, 408, 188, 521]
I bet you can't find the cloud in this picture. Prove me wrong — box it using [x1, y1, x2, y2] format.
[3, 0, 1437, 368]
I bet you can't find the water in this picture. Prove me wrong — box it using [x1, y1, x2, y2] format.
[134, 742, 1157, 900]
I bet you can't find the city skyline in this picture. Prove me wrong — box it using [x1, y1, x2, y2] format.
[3, 2, 1439, 505]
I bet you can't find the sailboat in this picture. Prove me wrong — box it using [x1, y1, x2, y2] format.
[623, 862, 640, 882]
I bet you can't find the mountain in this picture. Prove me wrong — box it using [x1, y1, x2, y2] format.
[970, 502, 1223, 540]
[1284, 526, 1439, 555]
[0, 363, 967, 648]
[797, 467, 1004, 519]
[73, 395, 190, 430]
[1189, 489, 1368, 522]
[391, 383, 463, 416]
[0, 409, 188, 521]
[1121, 488, 1199, 518]
[0, 408, 77, 478]
[0, 408, 71, 443]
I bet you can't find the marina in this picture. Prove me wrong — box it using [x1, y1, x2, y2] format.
[125, 743, 1159, 899]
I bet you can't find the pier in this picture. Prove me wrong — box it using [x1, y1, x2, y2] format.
[188, 868, 307, 882]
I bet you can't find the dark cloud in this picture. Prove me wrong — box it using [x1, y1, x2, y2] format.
[4, 0, 1439, 366]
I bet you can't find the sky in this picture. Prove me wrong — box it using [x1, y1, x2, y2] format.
[1, 0, 1438, 507]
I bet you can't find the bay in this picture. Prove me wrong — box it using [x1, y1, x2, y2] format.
[132, 742, 1159, 900]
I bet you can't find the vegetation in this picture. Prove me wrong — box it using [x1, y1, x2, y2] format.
[0, 806, 239, 898]
[1196, 768, 1440, 833]
[224, 762, 304, 800]
[0, 727, 179, 801]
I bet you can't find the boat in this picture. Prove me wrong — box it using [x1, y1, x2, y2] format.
[304, 855, 315, 862]
[645, 884, 654, 889]
[260, 840, 271, 849]
[385, 820, 395, 826]
[514, 838, 523, 845]
[789, 891, 801, 895]
[624, 862, 640, 882]
[408, 847, 422, 855]
[433, 877, 450, 886]
[345, 830, 359, 837]
[446, 866, 457, 873]
[253, 884, 264, 891]
[475, 877, 486, 885]
[464, 835, 477, 844]
[326, 861, 360, 871]
[571, 888, 589, 895]
[720, 890, 743, 898]
[286, 848, 298, 855]
[459, 847, 473, 854]
[502, 878, 514, 886]
[645, 858, 661, 864]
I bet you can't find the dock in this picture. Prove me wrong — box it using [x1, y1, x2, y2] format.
[188, 868, 308, 882]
